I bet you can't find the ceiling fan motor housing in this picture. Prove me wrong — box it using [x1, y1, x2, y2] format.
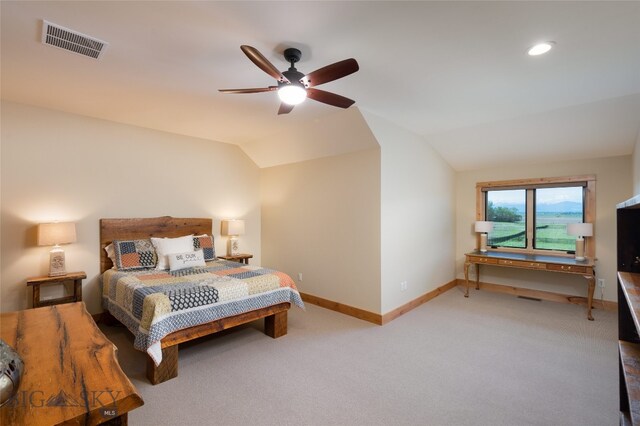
[280, 69, 306, 89]
[283, 48, 302, 64]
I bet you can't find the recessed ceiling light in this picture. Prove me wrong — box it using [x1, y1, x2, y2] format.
[527, 42, 555, 56]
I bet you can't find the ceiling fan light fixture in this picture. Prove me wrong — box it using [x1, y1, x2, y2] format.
[278, 85, 307, 105]
[220, 45, 358, 114]
[527, 41, 555, 56]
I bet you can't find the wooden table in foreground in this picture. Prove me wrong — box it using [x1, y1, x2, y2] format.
[464, 250, 596, 320]
[0, 302, 143, 425]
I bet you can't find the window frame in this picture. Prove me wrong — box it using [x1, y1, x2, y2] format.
[475, 175, 596, 258]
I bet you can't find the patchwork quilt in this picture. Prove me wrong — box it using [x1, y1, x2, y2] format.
[102, 259, 304, 365]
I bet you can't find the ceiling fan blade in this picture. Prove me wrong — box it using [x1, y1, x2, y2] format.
[278, 103, 294, 115]
[301, 58, 359, 87]
[240, 45, 289, 84]
[306, 88, 355, 108]
[219, 87, 277, 94]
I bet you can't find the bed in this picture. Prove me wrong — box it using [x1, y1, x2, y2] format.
[99, 216, 304, 384]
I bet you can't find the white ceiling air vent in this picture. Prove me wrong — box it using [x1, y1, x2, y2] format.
[41, 20, 109, 60]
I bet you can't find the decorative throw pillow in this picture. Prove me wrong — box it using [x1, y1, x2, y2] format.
[193, 234, 215, 261]
[112, 239, 157, 270]
[168, 249, 206, 272]
[151, 235, 194, 270]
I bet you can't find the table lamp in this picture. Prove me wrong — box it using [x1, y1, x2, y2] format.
[475, 221, 493, 253]
[566, 222, 593, 261]
[221, 219, 245, 256]
[37, 222, 76, 276]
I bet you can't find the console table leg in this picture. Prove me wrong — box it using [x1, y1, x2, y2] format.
[464, 261, 471, 297]
[585, 274, 595, 321]
[475, 263, 480, 290]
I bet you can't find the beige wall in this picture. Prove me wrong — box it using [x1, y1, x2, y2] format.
[1, 101, 261, 314]
[633, 129, 640, 196]
[5, 99, 625, 319]
[261, 148, 382, 313]
[362, 111, 456, 314]
[241, 107, 378, 168]
[260, 109, 456, 316]
[455, 155, 632, 302]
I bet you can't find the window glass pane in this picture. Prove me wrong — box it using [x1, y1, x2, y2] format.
[486, 189, 526, 249]
[534, 187, 584, 251]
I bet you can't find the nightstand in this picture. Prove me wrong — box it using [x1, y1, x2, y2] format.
[26, 271, 86, 308]
[217, 254, 253, 264]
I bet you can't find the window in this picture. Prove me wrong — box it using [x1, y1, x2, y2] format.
[476, 176, 595, 257]
[534, 186, 583, 251]
[486, 189, 526, 249]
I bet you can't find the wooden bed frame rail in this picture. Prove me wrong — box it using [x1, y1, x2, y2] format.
[148, 302, 289, 384]
[100, 216, 291, 385]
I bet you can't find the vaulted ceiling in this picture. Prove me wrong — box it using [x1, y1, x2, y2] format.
[2, 1, 639, 170]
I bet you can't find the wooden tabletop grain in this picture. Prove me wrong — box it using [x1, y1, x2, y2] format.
[0, 302, 143, 425]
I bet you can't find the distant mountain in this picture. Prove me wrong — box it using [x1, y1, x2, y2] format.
[537, 201, 582, 213]
[492, 201, 581, 213]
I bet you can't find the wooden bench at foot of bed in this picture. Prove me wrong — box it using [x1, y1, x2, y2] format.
[147, 302, 290, 384]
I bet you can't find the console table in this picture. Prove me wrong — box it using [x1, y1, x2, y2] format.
[464, 250, 596, 320]
[0, 302, 143, 425]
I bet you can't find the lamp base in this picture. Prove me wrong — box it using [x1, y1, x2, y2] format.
[479, 233, 488, 253]
[574, 236, 585, 261]
[226, 237, 240, 256]
[49, 246, 67, 276]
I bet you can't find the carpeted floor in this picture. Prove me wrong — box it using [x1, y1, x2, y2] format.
[101, 286, 618, 426]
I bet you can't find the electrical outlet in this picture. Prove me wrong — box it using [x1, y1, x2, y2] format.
[597, 278, 605, 288]
[298, 273, 303, 282]
[400, 281, 408, 291]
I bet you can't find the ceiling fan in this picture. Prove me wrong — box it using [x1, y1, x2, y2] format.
[219, 45, 359, 115]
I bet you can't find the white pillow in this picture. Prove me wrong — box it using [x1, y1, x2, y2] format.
[168, 249, 206, 272]
[151, 235, 194, 270]
[104, 243, 119, 269]
[104, 243, 115, 263]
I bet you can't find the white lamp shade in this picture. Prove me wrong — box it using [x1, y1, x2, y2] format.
[221, 219, 245, 236]
[37, 222, 76, 246]
[566, 222, 593, 237]
[475, 221, 493, 233]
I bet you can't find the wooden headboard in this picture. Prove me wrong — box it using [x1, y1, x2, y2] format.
[99, 216, 212, 273]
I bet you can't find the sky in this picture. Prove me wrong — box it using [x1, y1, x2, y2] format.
[488, 187, 583, 204]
